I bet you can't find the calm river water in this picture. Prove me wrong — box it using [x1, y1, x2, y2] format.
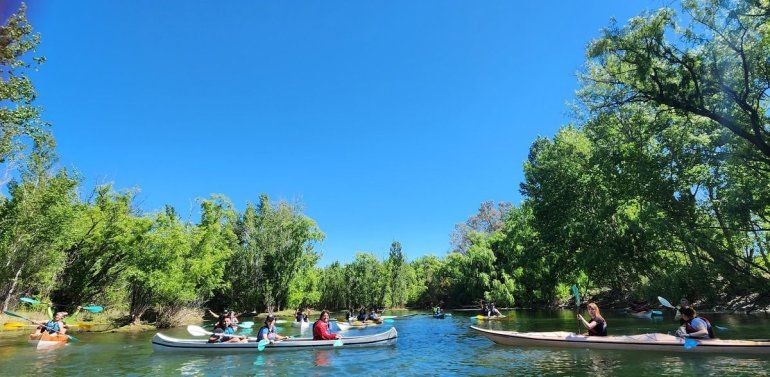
[1, 310, 768, 376]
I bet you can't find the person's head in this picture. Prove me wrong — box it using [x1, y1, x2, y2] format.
[680, 298, 689, 306]
[53, 312, 68, 321]
[587, 303, 603, 320]
[680, 306, 696, 321]
[491, 303, 496, 308]
[370, 308, 375, 313]
[319, 310, 330, 322]
[265, 315, 276, 327]
[223, 316, 232, 327]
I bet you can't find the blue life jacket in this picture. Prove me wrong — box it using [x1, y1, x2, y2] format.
[257, 325, 275, 341]
[44, 320, 60, 334]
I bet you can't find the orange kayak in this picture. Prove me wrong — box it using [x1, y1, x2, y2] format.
[28, 332, 69, 350]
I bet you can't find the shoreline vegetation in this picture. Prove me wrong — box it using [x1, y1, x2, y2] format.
[1, 0, 769, 330]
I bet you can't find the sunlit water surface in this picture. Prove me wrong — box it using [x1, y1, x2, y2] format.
[1, 310, 768, 376]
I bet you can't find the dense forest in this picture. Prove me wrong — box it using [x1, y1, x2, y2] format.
[1, 0, 768, 327]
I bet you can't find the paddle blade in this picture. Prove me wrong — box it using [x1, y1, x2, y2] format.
[3, 322, 26, 330]
[67, 334, 80, 343]
[475, 315, 484, 320]
[658, 296, 674, 309]
[683, 338, 699, 350]
[257, 339, 269, 351]
[82, 306, 104, 313]
[20, 297, 41, 305]
[715, 325, 728, 331]
[333, 339, 343, 347]
[444, 313, 453, 317]
[187, 325, 211, 337]
[571, 285, 581, 308]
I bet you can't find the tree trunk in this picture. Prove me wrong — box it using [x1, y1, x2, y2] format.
[2, 263, 25, 312]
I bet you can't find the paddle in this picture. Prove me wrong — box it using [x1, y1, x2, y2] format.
[187, 325, 250, 340]
[3, 310, 79, 342]
[571, 285, 581, 334]
[658, 296, 728, 331]
[21, 297, 104, 313]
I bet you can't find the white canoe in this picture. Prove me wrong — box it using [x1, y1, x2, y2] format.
[471, 326, 770, 354]
[290, 321, 310, 331]
[151, 327, 397, 352]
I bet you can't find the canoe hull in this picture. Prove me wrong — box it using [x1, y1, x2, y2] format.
[336, 321, 383, 331]
[471, 326, 770, 354]
[151, 327, 397, 352]
[28, 333, 68, 350]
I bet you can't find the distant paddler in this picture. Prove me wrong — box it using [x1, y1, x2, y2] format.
[207, 309, 241, 330]
[313, 310, 341, 340]
[366, 308, 381, 323]
[257, 315, 289, 344]
[577, 303, 607, 336]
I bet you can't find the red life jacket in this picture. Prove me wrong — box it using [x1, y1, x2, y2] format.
[685, 316, 715, 339]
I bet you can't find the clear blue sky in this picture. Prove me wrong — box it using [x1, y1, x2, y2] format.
[16, 1, 655, 265]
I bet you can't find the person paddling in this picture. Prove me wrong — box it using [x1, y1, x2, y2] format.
[488, 303, 502, 317]
[313, 310, 340, 340]
[577, 303, 607, 336]
[257, 315, 289, 344]
[208, 316, 247, 343]
[366, 308, 380, 322]
[676, 307, 714, 339]
[356, 308, 367, 322]
[32, 311, 69, 337]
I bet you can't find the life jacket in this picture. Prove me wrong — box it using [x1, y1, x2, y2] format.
[356, 312, 367, 321]
[257, 325, 275, 340]
[685, 317, 715, 339]
[587, 318, 607, 336]
[44, 320, 60, 334]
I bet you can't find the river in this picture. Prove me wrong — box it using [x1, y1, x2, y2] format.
[1, 310, 768, 376]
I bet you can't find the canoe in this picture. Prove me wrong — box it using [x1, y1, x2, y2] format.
[470, 326, 770, 354]
[336, 321, 383, 331]
[28, 333, 69, 350]
[290, 321, 310, 331]
[151, 327, 397, 352]
[629, 310, 653, 319]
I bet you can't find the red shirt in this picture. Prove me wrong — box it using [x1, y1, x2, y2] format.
[312, 320, 337, 340]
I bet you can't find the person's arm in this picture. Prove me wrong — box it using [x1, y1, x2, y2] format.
[577, 314, 591, 329]
[57, 321, 67, 335]
[207, 309, 219, 318]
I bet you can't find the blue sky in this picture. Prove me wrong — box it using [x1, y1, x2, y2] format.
[16, 1, 654, 265]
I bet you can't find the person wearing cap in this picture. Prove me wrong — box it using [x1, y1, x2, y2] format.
[32, 311, 68, 337]
[313, 310, 340, 340]
[488, 303, 502, 317]
[257, 315, 289, 343]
